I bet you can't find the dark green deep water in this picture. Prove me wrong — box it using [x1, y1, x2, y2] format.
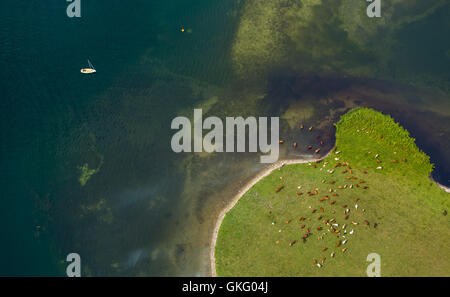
[0, 1, 448, 276]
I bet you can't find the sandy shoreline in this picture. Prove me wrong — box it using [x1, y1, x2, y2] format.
[209, 154, 329, 276]
[209, 153, 449, 276]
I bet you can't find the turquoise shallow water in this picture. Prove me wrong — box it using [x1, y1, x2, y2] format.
[0, 1, 448, 276]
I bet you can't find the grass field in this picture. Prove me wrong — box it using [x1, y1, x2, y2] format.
[215, 108, 449, 276]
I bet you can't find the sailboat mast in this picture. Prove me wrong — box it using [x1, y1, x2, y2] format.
[88, 59, 95, 70]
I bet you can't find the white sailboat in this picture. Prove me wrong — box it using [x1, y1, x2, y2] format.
[80, 59, 96, 74]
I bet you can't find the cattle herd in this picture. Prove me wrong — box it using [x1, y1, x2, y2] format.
[272, 124, 448, 269]
[273, 147, 378, 268]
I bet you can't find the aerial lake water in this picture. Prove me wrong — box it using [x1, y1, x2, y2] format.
[0, 0, 448, 276]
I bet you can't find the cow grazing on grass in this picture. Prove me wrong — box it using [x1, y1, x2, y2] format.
[275, 186, 284, 193]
